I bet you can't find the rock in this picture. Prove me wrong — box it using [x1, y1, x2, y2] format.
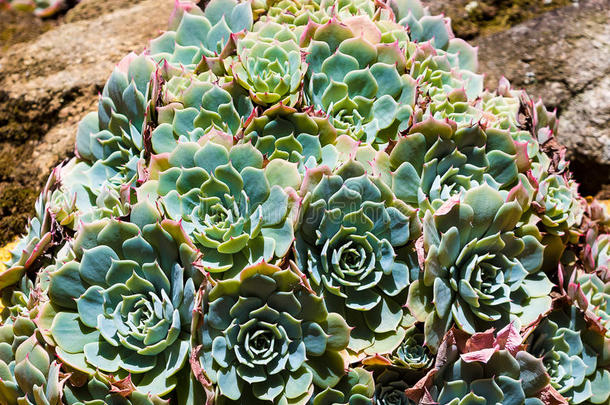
[559, 75, 610, 196]
[0, 0, 174, 244]
[421, 0, 575, 40]
[64, 0, 146, 23]
[0, 8, 59, 50]
[474, 0, 610, 195]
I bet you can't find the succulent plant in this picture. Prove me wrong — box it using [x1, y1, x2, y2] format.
[40, 203, 202, 400]
[76, 53, 156, 180]
[295, 160, 420, 359]
[574, 272, 610, 339]
[407, 184, 553, 350]
[411, 325, 556, 405]
[1, 166, 82, 291]
[5, 0, 608, 403]
[386, 0, 452, 50]
[0, 174, 56, 291]
[310, 366, 375, 405]
[241, 103, 337, 167]
[62, 375, 171, 405]
[407, 40, 483, 107]
[381, 117, 522, 213]
[255, 0, 377, 33]
[362, 329, 432, 405]
[193, 261, 351, 404]
[372, 368, 414, 405]
[0, 277, 31, 326]
[150, 0, 253, 73]
[140, 138, 300, 278]
[363, 326, 433, 405]
[150, 72, 254, 154]
[530, 174, 583, 242]
[1, 285, 172, 405]
[225, 22, 306, 106]
[364, 325, 434, 372]
[1, 156, 131, 293]
[0, 276, 73, 405]
[253, 0, 319, 26]
[585, 231, 610, 278]
[304, 18, 416, 145]
[527, 307, 610, 405]
[0, 315, 68, 404]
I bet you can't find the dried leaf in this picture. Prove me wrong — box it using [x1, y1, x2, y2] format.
[109, 375, 136, 398]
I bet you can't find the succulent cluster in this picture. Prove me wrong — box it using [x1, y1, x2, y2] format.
[1, 0, 609, 404]
[0, 0, 78, 17]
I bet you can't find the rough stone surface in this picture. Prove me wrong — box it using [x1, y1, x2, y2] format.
[0, 0, 174, 243]
[560, 76, 610, 192]
[64, 0, 146, 23]
[474, 0, 610, 194]
[0, 8, 59, 50]
[422, 0, 574, 39]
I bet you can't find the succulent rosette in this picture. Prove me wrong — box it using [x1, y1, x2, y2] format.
[0, 161, 122, 291]
[382, 117, 522, 213]
[363, 326, 431, 405]
[76, 53, 156, 180]
[577, 273, 610, 338]
[40, 203, 202, 400]
[254, 0, 320, 26]
[416, 66, 516, 130]
[242, 103, 337, 166]
[225, 22, 306, 106]
[387, 0, 479, 72]
[310, 367, 375, 405]
[193, 262, 351, 404]
[0, 309, 69, 405]
[295, 160, 420, 359]
[364, 325, 433, 372]
[527, 307, 610, 405]
[468, 78, 549, 178]
[303, 18, 417, 145]
[0, 286, 169, 405]
[393, 336, 431, 372]
[531, 174, 583, 242]
[407, 184, 553, 350]
[48, 158, 133, 229]
[585, 231, 610, 278]
[386, 0, 452, 50]
[150, 72, 254, 154]
[150, 0, 253, 72]
[0, 276, 32, 325]
[407, 40, 483, 104]
[480, 83, 523, 129]
[140, 138, 300, 278]
[0, 174, 58, 291]
[430, 353, 549, 405]
[0, 278, 79, 404]
[373, 368, 417, 405]
[257, 0, 375, 30]
[409, 326, 555, 405]
[62, 375, 171, 405]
